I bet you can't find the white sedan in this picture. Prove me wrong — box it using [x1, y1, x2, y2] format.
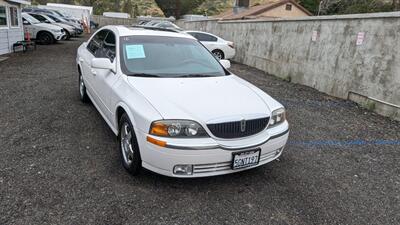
[185, 30, 236, 60]
[76, 26, 289, 178]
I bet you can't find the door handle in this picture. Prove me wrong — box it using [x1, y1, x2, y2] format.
[91, 69, 97, 76]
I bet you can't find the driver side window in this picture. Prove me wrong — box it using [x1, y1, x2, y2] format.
[102, 31, 116, 62]
[87, 30, 109, 57]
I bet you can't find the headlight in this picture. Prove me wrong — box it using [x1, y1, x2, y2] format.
[269, 108, 286, 127]
[150, 120, 208, 138]
[52, 29, 62, 33]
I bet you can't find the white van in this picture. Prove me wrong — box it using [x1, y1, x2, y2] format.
[103, 12, 130, 19]
[22, 13, 66, 44]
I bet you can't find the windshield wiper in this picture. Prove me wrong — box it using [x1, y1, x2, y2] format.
[128, 73, 162, 77]
[177, 74, 215, 78]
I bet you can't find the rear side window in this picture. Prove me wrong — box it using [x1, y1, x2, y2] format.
[194, 33, 218, 42]
[187, 32, 198, 39]
[87, 30, 109, 56]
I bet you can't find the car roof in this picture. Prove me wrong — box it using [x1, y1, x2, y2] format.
[107, 26, 196, 40]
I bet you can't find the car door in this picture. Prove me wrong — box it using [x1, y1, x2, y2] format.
[91, 30, 119, 121]
[80, 29, 109, 109]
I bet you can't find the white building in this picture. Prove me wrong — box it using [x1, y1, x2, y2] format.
[0, 0, 30, 55]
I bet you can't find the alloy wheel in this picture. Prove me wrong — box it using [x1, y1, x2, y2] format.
[120, 122, 134, 166]
[213, 51, 223, 60]
[79, 74, 85, 98]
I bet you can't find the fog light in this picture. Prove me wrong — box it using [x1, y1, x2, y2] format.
[275, 147, 283, 156]
[173, 165, 193, 175]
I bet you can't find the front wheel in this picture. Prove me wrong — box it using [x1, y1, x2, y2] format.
[65, 30, 71, 40]
[119, 113, 142, 175]
[79, 72, 89, 103]
[37, 32, 54, 45]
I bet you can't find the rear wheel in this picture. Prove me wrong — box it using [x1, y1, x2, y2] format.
[212, 49, 225, 60]
[37, 32, 54, 45]
[119, 113, 142, 175]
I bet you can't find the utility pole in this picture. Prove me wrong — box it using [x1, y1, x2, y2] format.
[318, 0, 324, 15]
[175, 0, 181, 19]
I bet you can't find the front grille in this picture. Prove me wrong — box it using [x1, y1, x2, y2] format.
[207, 117, 269, 139]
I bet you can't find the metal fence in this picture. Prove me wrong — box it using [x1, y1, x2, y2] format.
[92, 15, 137, 27]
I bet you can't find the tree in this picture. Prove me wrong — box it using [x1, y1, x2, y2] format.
[394, 0, 400, 10]
[299, 0, 320, 15]
[122, 0, 133, 16]
[316, 0, 394, 15]
[154, 0, 206, 18]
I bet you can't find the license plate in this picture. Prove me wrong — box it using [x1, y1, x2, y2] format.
[232, 149, 261, 170]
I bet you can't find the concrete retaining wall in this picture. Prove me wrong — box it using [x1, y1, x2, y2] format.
[92, 15, 137, 27]
[178, 12, 400, 121]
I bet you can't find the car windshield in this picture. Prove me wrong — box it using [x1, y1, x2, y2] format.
[43, 15, 56, 23]
[22, 13, 40, 24]
[47, 15, 61, 23]
[120, 35, 228, 78]
[53, 10, 66, 17]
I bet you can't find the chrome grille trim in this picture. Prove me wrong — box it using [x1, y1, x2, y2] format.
[207, 117, 270, 139]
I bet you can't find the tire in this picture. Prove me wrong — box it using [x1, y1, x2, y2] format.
[118, 113, 142, 175]
[212, 49, 225, 60]
[37, 32, 54, 45]
[78, 70, 90, 103]
[65, 30, 71, 40]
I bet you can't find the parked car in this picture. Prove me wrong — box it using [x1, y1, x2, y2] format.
[185, 31, 236, 60]
[90, 20, 99, 29]
[23, 7, 64, 19]
[141, 20, 182, 31]
[28, 13, 76, 40]
[76, 26, 289, 178]
[22, 13, 66, 44]
[152, 21, 183, 31]
[46, 14, 83, 34]
[23, 7, 84, 34]
[137, 20, 150, 25]
[45, 14, 83, 35]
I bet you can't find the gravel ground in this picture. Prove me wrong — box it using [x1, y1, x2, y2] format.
[0, 36, 399, 225]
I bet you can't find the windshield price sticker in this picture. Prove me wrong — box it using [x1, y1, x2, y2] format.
[126, 44, 146, 59]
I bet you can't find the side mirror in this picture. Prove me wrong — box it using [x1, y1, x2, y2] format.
[23, 20, 30, 25]
[45, 20, 51, 23]
[220, 59, 231, 69]
[91, 58, 116, 73]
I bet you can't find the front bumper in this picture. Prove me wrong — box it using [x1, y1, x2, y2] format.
[137, 123, 289, 178]
[55, 33, 66, 41]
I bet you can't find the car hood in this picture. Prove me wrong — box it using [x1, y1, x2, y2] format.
[55, 23, 74, 32]
[127, 75, 271, 123]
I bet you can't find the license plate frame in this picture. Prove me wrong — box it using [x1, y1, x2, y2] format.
[231, 149, 261, 170]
